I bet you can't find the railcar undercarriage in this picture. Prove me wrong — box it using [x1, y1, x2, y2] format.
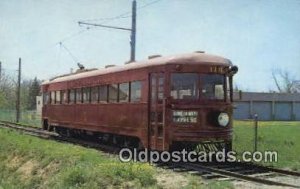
[45, 121, 232, 153]
[170, 140, 232, 152]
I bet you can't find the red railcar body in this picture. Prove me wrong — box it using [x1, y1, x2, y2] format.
[41, 52, 237, 151]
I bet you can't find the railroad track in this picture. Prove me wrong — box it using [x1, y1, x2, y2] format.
[158, 162, 300, 188]
[0, 120, 300, 188]
[0, 120, 120, 154]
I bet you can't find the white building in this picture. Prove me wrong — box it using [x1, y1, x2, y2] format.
[36, 96, 42, 115]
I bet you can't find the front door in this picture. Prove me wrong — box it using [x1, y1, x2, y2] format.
[149, 73, 166, 151]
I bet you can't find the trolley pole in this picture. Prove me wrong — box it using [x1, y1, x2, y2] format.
[16, 58, 21, 123]
[254, 114, 258, 152]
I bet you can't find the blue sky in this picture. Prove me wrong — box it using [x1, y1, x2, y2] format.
[0, 0, 299, 91]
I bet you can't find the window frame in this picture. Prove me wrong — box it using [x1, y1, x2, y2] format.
[118, 82, 130, 103]
[68, 89, 76, 104]
[76, 88, 82, 104]
[130, 80, 142, 103]
[170, 73, 199, 100]
[108, 84, 118, 103]
[199, 74, 226, 101]
[170, 72, 227, 102]
[61, 90, 68, 104]
[99, 85, 108, 103]
[82, 87, 91, 104]
[91, 86, 99, 103]
[50, 91, 56, 104]
[43, 92, 49, 105]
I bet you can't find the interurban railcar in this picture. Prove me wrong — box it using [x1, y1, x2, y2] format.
[41, 52, 238, 151]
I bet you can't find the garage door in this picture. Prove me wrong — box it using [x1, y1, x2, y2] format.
[233, 102, 250, 120]
[294, 103, 300, 121]
[252, 102, 272, 121]
[275, 102, 292, 121]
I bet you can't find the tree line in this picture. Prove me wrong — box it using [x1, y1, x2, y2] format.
[0, 70, 41, 110]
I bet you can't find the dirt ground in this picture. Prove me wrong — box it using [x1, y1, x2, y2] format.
[232, 175, 300, 189]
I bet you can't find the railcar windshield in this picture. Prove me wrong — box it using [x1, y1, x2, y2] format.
[171, 73, 198, 100]
[171, 73, 226, 101]
[200, 74, 225, 100]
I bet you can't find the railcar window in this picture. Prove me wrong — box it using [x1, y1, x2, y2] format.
[200, 74, 225, 100]
[56, 91, 61, 104]
[69, 89, 75, 104]
[50, 91, 55, 104]
[131, 81, 142, 102]
[151, 77, 156, 102]
[43, 92, 49, 105]
[226, 77, 230, 101]
[82, 87, 91, 103]
[62, 90, 68, 104]
[158, 77, 164, 101]
[108, 84, 118, 102]
[171, 73, 198, 100]
[59, 90, 64, 104]
[91, 86, 99, 103]
[76, 88, 82, 103]
[119, 83, 129, 102]
[99, 85, 108, 102]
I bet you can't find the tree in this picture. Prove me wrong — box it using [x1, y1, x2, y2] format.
[291, 80, 300, 93]
[0, 71, 16, 109]
[27, 77, 41, 110]
[271, 69, 299, 93]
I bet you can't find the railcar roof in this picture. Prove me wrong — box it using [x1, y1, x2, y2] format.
[43, 52, 231, 85]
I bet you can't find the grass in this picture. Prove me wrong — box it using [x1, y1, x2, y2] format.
[0, 128, 157, 189]
[0, 128, 218, 189]
[233, 121, 300, 170]
[0, 119, 299, 188]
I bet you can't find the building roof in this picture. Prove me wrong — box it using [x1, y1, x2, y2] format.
[43, 52, 232, 85]
[233, 92, 300, 102]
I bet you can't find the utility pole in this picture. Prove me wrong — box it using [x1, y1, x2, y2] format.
[0, 61, 2, 80]
[78, 0, 137, 62]
[130, 0, 137, 62]
[16, 58, 21, 123]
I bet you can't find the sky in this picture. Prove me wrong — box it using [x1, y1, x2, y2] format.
[0, 0, 299, 92]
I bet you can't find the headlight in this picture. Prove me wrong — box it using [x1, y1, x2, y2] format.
[218, 113, 229, 127]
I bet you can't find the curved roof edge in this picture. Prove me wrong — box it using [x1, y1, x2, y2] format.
[43, 52, 231, 85]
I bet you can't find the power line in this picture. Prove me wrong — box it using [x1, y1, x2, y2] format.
[78, 0, 137, 62]
[58, 27, 91, 44]
[78, 22, 131, 31]
[81, 12, 131, 23]
[138, 0, 163, 10]
[79, 0, 163, 24]
[21, 27, 92, 69]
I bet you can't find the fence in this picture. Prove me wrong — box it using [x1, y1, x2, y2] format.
[0, 109, 41, 127]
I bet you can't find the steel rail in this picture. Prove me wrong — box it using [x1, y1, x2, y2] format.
[173, 162, 300, 188]
[0, 120, 120, 154]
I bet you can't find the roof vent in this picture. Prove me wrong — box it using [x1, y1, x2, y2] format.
[148, 54, 162, 59]
[124, 60, 135, 65]
[194, 51, 205, 53]
[105, 64, 116, 68]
